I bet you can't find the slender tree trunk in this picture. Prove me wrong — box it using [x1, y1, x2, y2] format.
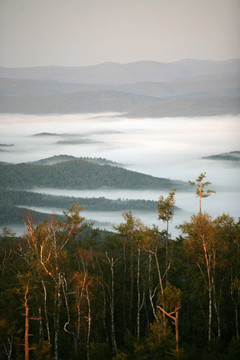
[137, 246, 141, 341]
[157, 305, 180, 353]
[42, 280, 51, 344]
[199, 183, 202, 213]
[212, 279, 221, 338]
[201, 235, 212, 342]
[175, 310, 179, 352]
[129, 243, 134, 328]
[154, 251, 164, 298]
[24, 281, 30, 360]
[154, 250, 166, 333]
[86, 287, 91, 360]
[148, 252, 157, 320]
[106, 253, 117, 353]
[54, 279, 61, 360]
[3, 336, 13, 360]
[208, 284, 212, 342]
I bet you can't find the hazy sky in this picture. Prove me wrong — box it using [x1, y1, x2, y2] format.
[0, 0, 240, 67]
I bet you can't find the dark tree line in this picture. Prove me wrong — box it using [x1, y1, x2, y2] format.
[0, 176, 240, 360]
[0, 188, 159, 213]
[0, 160, 185, 190]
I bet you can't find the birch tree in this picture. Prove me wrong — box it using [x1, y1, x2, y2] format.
[189, 172, 215, 213]
[181, 213, 216, 342]
[157, 189, 176, 283]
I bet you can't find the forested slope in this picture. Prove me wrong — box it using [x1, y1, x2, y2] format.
[0, 188, 159, 213]
[0, 158, 186, 190]
[0, 206, 239, 360]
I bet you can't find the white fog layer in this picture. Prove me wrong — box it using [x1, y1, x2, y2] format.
[0, 113, 239, 235]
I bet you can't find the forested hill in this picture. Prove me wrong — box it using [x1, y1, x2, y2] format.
[0, 189, 159, 212]
[0, 158, 187, 190]
[202, 151, 240, 161]
[30, 154, 122, 166]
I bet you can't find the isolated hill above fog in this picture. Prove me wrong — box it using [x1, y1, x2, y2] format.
[202, 151, 240, 161]
[0, 156, 187, 190]
[30, 154, 122, 166]
[1, 59, 239, 84]
[0, 59, 239, 116]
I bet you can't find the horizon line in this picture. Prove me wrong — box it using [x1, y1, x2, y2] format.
[1, 58, 240, 69]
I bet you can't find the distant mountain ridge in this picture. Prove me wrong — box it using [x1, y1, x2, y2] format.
[1, 59, 239, 84]
[1, 59, 239, 116]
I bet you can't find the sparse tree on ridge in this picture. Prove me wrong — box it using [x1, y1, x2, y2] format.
[189, 172, 215, 213]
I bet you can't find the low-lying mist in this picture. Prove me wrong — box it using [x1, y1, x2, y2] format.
[0, 112, 239, 235]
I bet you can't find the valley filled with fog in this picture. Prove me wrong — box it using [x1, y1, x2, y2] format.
[0, 112, 239, 236]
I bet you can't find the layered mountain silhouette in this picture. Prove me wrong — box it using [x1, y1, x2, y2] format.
[0, 59, 239, 116]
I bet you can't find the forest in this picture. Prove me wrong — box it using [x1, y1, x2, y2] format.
[0, 175, 239, 360]
[0, 189, 160, 226]
[0, 158, 186, 190]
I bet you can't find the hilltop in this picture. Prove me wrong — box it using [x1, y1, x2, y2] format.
[202, 151, 240, 161]
[0, 156, 187, 190]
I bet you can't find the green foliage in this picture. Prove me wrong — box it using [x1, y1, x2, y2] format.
[157, 188, 176, 225]
[158, 282, 181, 313]
[188, 172, 215, 212]
[0, 188, 159, 219]
[0, 200, 239, 359]
[0, 159, 187, 190]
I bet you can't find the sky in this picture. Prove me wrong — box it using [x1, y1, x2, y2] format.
[0, 0, 240, 67]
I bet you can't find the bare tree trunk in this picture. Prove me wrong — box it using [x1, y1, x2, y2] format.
[175, 310, 179, 352]
[157, 305, 180, 353]
[212, 279, 221, 338]
[7, 336, 13, 360]
[106, 253, 117, 353]
[2, 336, 13, 360]
[86, 287, 91, 360]
[199, 183, 202, 213]
[154, 250, 166, 332]
[208, 282, 212, 342]
[202, 237, 212, 342]
[154, 251, 164, 298]
[148, 252, 157, 320]
[54, 279, 61, 360]
[42, 280, 51, 344]
[24, 281, 30, 360]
